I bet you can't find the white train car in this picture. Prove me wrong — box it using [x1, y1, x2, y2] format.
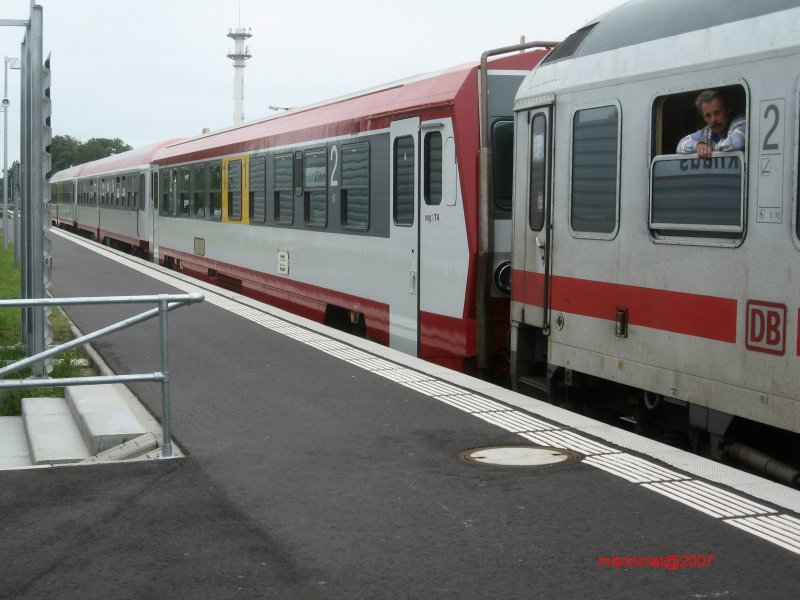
[51, 140, 180, 256]
[51, 48, 552, 378]
[510, 0, 800, 448]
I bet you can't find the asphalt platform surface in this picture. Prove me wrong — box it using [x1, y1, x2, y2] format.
[1, 232, 798, 600]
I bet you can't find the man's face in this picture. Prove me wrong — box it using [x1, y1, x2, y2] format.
[700, 98, 729, 137]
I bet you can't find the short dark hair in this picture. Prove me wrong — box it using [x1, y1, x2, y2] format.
[695, 89, 731, 114]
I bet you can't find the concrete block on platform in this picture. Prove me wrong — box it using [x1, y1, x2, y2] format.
[22, 397, 90, 465]
[0, 417, 33, 469]
[66, 384, 147, 454]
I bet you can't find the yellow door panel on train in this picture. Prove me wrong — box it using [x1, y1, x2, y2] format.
[222, 155, 250, 224]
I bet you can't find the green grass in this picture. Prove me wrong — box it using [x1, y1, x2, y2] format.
[1, 232, 93, 416]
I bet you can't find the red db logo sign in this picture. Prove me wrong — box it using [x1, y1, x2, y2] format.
[746, 301, 786, 356]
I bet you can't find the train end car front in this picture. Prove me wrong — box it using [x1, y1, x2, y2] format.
[509, 0, 800, 458]
[49, 164, 83, 231]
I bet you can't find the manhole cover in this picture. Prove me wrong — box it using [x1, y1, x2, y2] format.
[460, 446, 580, 467]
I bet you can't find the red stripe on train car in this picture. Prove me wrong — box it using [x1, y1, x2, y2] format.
[512, 270, 737, 344]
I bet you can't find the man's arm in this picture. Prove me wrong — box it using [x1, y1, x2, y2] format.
[676, 130, 704, 154]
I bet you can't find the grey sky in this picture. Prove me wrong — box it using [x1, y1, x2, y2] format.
[0, 0, 625, 166]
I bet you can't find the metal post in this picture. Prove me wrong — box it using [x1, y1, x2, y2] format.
[13, 162, 20, 267]
[29, 5, 45, 374]
[3, 58, 8, 249]
[158, 295, 173, 458]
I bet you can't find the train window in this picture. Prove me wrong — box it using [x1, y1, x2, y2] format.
[158, 172, 166, 215]
[117, 177, 124, 209]
[122, 176, 129, 209]
[191, 166, 205, 217]
[570, 105, 619, 236]
[274, 153, 293, 224]
[159, 171, 172, 216]
[529, 114, 547, 231]
[127, 176, 135, 210]
[209, 162, 222, 219]
[249, 156, 266, 224]
[341, 143, 369, 229]
[654, 85, 745, 156]
[303, 148, 327, 227]
[424, 132, 442, 206]
[179, 168, 191, 216]
[226, 160, 243, 221]
[492, 120, 514, 210]
[137, 174, 143, 211]
[650, 154, 745, 242]
[293, 151, 303, 198]
[394, 136, 415, 226]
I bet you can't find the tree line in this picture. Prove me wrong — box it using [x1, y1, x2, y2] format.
[0, 135, 131, 188]
[49, 135, 132, 176]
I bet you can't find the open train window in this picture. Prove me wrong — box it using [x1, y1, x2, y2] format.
[650, 85, 747, 245]
[653, 85, 746, 156]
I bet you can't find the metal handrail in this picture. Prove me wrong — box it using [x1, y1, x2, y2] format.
[0, 292, 205, 458]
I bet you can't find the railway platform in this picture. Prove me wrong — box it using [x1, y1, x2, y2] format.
[1, 229, 799, 599]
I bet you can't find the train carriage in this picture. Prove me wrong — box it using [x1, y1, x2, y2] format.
[510, 0, 800, 447]
[50, 47, 552, 377]
[52, 139, 181, 255]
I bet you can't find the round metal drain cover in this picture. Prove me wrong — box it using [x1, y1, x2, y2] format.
[460, 446, 580, 467]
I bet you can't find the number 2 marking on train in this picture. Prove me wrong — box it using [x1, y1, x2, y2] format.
[762, 104, 780, 151]
[330, 144, 340, 187]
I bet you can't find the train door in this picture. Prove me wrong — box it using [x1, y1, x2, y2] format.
[136, 172, 146, 245]
[521, 104, 553, 332]
[389, 117, 420, 355]
[222, 155, 250, 224]
[150, 171, 159, 262]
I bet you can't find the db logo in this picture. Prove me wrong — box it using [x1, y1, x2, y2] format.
[745, 301, 786, 356]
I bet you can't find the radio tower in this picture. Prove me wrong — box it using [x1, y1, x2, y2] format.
[227, 1, 252, 123]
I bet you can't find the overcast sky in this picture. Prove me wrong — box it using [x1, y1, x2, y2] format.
[0, 0, 626, 166]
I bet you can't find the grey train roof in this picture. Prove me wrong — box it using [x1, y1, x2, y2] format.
[543, 0, 800, 64]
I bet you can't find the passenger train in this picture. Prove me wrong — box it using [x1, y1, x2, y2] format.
[49, 46, 553, 379]
[49, 0, 800, 458]
[509, 0, 800, 454]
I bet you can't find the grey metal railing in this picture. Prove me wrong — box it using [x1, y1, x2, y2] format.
[0, 292, 205, 458]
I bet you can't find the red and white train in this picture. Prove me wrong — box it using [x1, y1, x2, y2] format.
[510, 0, 800, 451]
[49, 46, 553, 380]
[50, 0, 800, 453]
